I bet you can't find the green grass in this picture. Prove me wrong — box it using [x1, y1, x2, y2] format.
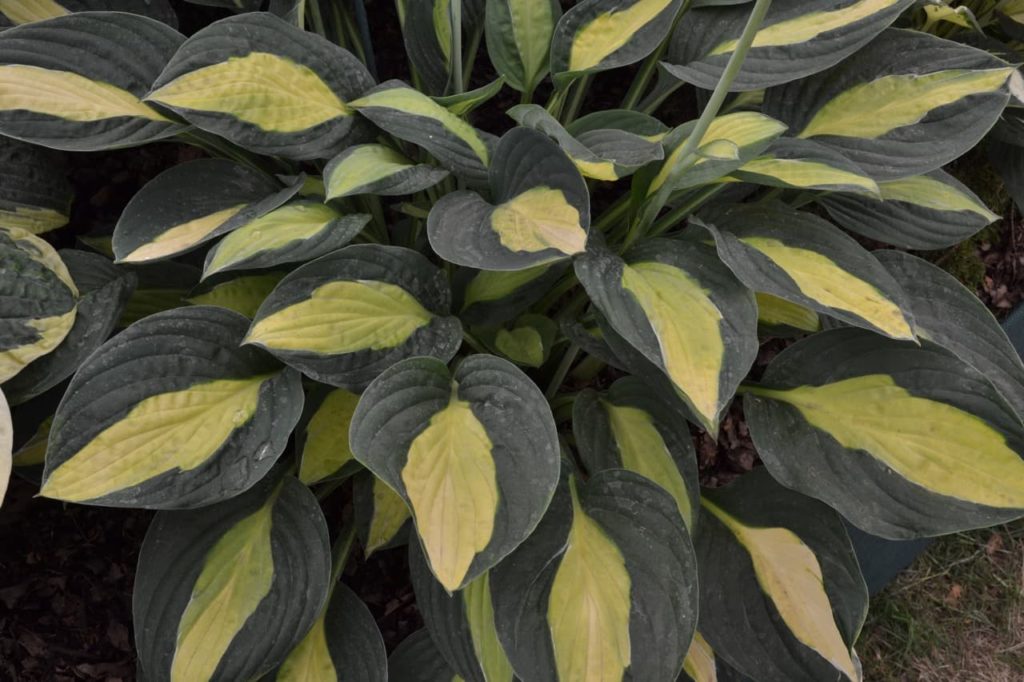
[859, 521, 1024, 681]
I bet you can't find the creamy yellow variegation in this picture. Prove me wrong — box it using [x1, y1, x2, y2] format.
[878, 175, 998, 219]
[276, 612, 336, 682]
[649, 113, 788, 195]
[710, 0, 901, 55]
[186, 273, 283, 320]
[433, 0, 454, 64]
[350, 87, 491, 164]
[326, 145, 418, 198]
[171, 488, 278, 681]
[0, 228, 78, 382]
[740, 237, 913, 339]
[40, 376, 269, 501]
[299, 388, 360, 485]
[621, 261, 724, 427]
[148, 52, 350, 132]
[121, 205, 246, 263]
[462, 264, 551, 308]
[205, 203, 341, 275]
[573, 157, 619, 181]
[464, 572, 514, 682]
[246, 280, 433, 353]
[0, 64, 169, 122]
[762, 374, 1024, 509]
[495, 326, 545, 366]
[402, 393, 498, 591]
[605, 402, 693, 528]
[7, 227, 77, 292]
[548, 481, 632, 682]
[0, 206, 68, 234]
[568, 0, 672, 72]
[366, 477, 412, 556]
[1, 0, 69, 24]
[0, 388, 11, 507]
[703, 498, 859, 681]
[509, 0, 556, 87]
[682, 632, 717, 682]
[799, 68, 1013, 140]
[0, 309, 76, 384]
[490, 187, 587, 256]
[737, 158, 879, 195]
[755, 292, 820, 332]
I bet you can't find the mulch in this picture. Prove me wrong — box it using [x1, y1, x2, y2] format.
[0, 479, 149, 682]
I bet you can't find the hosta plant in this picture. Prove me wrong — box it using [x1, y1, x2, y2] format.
[2, 0, 1024, 681]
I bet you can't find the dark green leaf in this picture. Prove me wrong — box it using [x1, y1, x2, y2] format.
[4, 250, 135, 405]
[428, 127, 590, 270]
[41, 306, 303, 508]
[0, 12, 186, 150]
[134, 473, 330, 681]
[350, 354, 560, 591]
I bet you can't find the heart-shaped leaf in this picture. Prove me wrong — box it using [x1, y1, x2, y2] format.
[575, 239, 758, 432]
[350, 354, 560, 592]
[429, 127, 590, 270]
[483, 314, 557, 367]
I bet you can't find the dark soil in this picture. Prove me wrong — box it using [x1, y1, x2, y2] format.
[0, 478, 150, 682]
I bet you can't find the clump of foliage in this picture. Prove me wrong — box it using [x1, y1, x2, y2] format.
[1, 1, 1024, 681]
